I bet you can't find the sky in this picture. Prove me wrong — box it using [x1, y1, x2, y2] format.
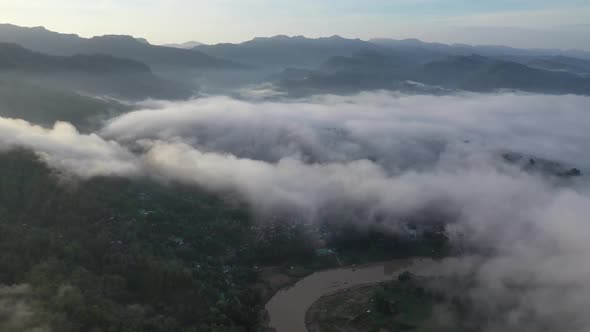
[1, 0, 590, 49]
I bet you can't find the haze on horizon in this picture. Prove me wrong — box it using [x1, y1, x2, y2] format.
[3, 1, 590, 331]
[1, 0, 590, 50]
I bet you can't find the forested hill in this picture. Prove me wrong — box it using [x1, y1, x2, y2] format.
[0, 149, 449, 331]
[0, 150, 264, 331]
[0, 42, 150, 73]
[0, 43, 192, 100]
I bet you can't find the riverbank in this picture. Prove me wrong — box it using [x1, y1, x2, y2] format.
[305, 284, 377, 332]
[264, 259, 441, 332]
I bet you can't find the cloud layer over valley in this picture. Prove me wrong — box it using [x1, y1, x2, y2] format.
[1, 92, 590, 330]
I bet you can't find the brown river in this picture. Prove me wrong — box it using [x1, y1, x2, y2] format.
[265, 258, 444, 332]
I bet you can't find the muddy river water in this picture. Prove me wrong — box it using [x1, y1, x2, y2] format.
[265, 258, 444, 332]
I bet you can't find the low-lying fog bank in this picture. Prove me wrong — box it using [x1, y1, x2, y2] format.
[1, 91, 589, 331]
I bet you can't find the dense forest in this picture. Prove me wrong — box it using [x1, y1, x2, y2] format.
[0, 150, 265, 331]
[0, 149, 449, 331]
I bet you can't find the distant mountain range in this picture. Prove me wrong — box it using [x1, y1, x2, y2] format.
[0, 42, 189, 128]
[0, 42, 150, 73]
[163, 41, 204, 49]
[194, 34, 590, 68]
[191, 34, 590, 96]
[0, 42, 192, 100]
[370, 38, 590, 61]
[0, 24, 240, 70]
[2, 23, 590, 100]
[417, 54, 590, 93]
[194, 35, 380, 68]
[275, 52, 590, 96]
[498, 55, 590, 76]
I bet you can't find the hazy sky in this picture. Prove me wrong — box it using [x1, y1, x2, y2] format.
[2, 0, 590, 49]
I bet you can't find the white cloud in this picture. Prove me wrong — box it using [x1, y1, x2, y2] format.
[2, 92, 590, 329]
[0, 117, 139, 178]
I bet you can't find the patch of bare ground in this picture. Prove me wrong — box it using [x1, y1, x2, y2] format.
[306, 284, 378, 332]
